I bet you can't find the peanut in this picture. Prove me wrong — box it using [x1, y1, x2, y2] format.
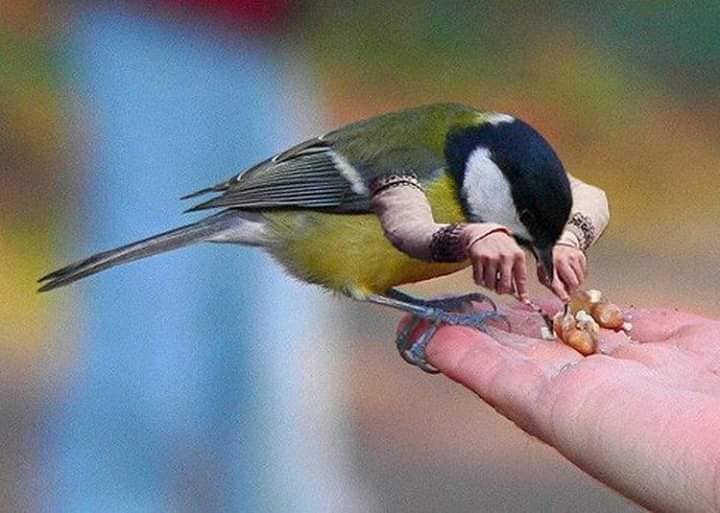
[575, 310, 600, 342]
[548, 289, 625, 355]
[564, 327, 596, 356]
[591, 302, 624, 329]
[553, 311, 576, 340]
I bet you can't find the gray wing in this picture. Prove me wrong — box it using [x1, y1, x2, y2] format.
[185, 138, 370, 212]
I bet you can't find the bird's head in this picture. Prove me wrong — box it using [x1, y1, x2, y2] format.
[445, 113, 572, 279]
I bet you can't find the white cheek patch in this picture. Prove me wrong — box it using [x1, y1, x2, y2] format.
[462, 147, 529, 239]
[486, 113, 515, 126]
[330, 151, 368, 195]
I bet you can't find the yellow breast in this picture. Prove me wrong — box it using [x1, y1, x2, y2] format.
[265, 173, 469, 298]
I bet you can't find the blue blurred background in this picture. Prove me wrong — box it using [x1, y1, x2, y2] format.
[3, 1, 719, 512]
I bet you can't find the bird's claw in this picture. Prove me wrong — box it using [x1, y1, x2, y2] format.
[395, 309, 510, 374]
[389, 290, 497, 313]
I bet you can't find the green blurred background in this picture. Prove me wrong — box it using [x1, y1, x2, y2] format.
[2, 1, 719, 512]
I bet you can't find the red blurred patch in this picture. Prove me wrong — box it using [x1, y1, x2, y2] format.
[154, 0, 292, 26]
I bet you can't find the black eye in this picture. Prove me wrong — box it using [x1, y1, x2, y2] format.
[519, 209, 535, 227]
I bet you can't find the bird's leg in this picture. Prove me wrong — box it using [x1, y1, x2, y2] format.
[366, 292, 510, 373]
[386, 288, 498, 313]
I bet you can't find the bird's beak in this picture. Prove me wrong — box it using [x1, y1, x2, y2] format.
[536, 245, 554, 284]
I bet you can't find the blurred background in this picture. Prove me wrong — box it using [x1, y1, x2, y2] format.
[3, 1, 719, 512]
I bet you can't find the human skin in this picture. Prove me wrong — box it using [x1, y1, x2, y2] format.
[412, 301, 720, 513]
[544, 244, 587, 301]
[465, 231, 529, 300]
[467, 235, 587, 302]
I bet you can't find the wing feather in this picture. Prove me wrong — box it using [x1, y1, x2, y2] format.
[186, 138, 366, 212]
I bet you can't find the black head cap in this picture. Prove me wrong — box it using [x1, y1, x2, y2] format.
[446, 115, 572, 275]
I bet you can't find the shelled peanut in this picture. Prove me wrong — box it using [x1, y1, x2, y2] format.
[552, 289, 630, 355]
[553, 309, 598, 355]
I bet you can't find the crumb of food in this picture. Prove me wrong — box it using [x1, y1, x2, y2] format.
[575, 310, 600, 340]
[587, 289, 603, 304]
[540, 326, 555, 340]
[575, 310, 592, 323]
[622, 322, 633, 332]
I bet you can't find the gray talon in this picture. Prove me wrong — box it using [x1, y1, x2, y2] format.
[403, 320, 441, 373]
[436, 310, 511, 331]
[369, 291, 511, 374]
[394, 311, 510, 374]
[436, 293, 498, 312]
[396, 316, 422, 354]
[387, 289, 497, 313]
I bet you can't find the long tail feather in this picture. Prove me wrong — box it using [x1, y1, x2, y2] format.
[38, 211, 259, 292]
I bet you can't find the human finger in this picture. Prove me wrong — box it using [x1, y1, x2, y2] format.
[625, 308, 719, 344]
[483, 258, 499, 292]
[512, 254, 529, 302]
[424, 326, 552, 432]
[576, 250, 587, 276]
[625, 308, 699, 343]
[549, 274, 570, 302]
[472, 259, 484, 287]
[556, 258, 580, 293]
[498, 254, 514, 294]
[568, 254, 586, 287]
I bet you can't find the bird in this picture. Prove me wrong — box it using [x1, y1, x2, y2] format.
[38, 103, 572, 372]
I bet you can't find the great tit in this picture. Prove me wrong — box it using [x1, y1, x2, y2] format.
[39, 103, 572, 371]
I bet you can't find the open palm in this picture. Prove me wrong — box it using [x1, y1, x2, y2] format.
[414, 300, 720, 513]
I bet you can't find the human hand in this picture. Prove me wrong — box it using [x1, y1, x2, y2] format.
[464, 228, 529, 301]
[411, 301, 720, 513]
[537, 245, 587, 301]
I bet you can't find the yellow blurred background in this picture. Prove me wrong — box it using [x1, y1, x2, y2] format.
[2, 1, 719, 512]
